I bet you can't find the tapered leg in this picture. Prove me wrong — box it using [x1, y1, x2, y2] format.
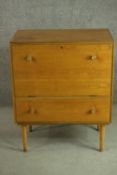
[22, 125, 28, 152]
[99, 124, 105, 152]
[29, 125, 32, 132]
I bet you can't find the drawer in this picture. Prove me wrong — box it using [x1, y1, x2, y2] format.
[12, 44, 112, 80]
[15, 97, 110, 124]
[11, 44, 112, 97]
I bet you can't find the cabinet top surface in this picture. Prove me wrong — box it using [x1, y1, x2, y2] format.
[10, 29, 113, 44]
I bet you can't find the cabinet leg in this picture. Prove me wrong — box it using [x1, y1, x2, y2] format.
[99, 124, 105, 152]
[29, 125, 32, 132]
[22, 125, 28, 152]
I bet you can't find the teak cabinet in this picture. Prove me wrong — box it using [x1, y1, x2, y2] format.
[10, 29, 114, 152]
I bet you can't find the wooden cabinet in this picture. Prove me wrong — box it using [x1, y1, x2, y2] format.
[10, 29, 114, 152]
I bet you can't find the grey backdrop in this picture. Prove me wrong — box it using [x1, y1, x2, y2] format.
[0, 0, 116, 106]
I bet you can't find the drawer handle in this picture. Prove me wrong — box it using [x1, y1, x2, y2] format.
[27, 107, 37, 114]
[90, 55, 97, 61]
[25, 55, 33, 62]
[90, 107, 96, 114]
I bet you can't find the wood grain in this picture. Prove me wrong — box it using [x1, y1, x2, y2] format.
[14, 79, 110, 97]
[10, 29, 113, 44]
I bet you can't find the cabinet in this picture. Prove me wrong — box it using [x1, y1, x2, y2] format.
[10, 29, 114, 151]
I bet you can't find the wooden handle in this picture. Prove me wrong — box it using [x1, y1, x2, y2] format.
[90, 55, 97, 60]
[26, 55, 33, 62]
[90, 107, 96, 114]
[27, 107, 37, 114]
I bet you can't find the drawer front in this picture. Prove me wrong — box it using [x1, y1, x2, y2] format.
[12, 44, 112, 96]
[15, 97, 110, 123]
[12, 44, 112, 80]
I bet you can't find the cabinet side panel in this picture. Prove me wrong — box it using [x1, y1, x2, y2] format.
[10, 43, 17, 123]
[110, 42, 115, 123]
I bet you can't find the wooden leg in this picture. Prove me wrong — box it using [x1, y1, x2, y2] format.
[99, 124, 105, 152]
[29, 125, 32, 132]
[22, 125, 28, 152]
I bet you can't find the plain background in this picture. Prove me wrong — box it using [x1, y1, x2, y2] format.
[0, 0, 116, 106]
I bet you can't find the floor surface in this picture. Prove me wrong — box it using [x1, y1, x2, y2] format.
[0, 105, 117, 175]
